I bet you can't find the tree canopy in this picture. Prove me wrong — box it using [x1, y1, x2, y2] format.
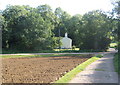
[1, 4, 117, 52]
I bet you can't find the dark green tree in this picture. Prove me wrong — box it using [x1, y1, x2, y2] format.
[54, 7, 71, 37]
[78, 10, 112, 50]
[66, 14, 82, 46]
[111, 1, 119, 50]
[2, 5, 57, 51]
[0, 14, 7, 49]
[2, 5, 28, 50]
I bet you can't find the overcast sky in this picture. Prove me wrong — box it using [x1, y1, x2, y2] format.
[0, 0, 114, 15]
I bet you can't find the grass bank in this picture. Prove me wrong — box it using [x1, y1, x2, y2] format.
[114, 53, 120, 74]
[0, 54, 90, 58]
[2, 49, 106, 54]
[54, 55, 103, 84]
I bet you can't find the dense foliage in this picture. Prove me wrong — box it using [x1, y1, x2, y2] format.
[1, 4, 118, 52]
[112, 1, 119, 50]
[114, 54, 119, 74]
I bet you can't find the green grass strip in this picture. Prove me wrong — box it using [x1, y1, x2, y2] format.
[54, 56, 100, 84]
[0, 55, 34, 58]
[114, 53, 120, 74]
[0, 54, 83, 58]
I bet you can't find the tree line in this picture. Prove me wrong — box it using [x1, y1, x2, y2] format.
[0, 3, 118, 52]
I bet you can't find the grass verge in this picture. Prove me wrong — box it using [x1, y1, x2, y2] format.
[2, 49, 105, 54]
[54, 55, 102, 84]
[0, 55, 34, 58]
[0, 54, 88, 58]
[114, 53, 120, 74]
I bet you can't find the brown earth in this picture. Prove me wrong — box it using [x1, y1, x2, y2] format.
[2, 54, 93, 83]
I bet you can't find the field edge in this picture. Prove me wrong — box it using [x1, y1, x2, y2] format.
[53, 55, 101, 84]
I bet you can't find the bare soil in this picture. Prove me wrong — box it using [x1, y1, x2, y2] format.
[2, 54, 93, 83]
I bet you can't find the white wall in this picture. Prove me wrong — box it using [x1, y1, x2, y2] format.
[61, 37, 72, 48]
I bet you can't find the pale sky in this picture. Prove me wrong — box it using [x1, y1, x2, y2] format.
[0, 0, 114, 15]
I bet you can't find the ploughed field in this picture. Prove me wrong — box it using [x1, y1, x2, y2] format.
[2, 54, 93, 83]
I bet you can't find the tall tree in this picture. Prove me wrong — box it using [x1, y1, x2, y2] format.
[2, 5, 28, 50]
[36, 4, 57, 26]
[114, 1, 120, 50]
[2, 5, 56, 51]
[66, 14, 82, 46]
[54, 7, 71, 37]
[0, 14, 6, 49]
[78, 10, 112, 50]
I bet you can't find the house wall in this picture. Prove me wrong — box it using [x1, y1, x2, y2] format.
[61, 37, 72, 48]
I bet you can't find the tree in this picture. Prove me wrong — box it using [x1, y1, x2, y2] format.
[2, 5, 29, 50]
[0, 14, 6, 30]
[2, 5, 56, 51]
[36, 4, 57, 26]
[111, 1, 119, 50]
[78, 10, 112, 50]
[66, 14, 82, 46]
[0, 14, 6, 49]
[54, 7, 71, 37]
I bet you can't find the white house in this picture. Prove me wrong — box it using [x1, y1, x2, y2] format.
[61, 33, 72, 48]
